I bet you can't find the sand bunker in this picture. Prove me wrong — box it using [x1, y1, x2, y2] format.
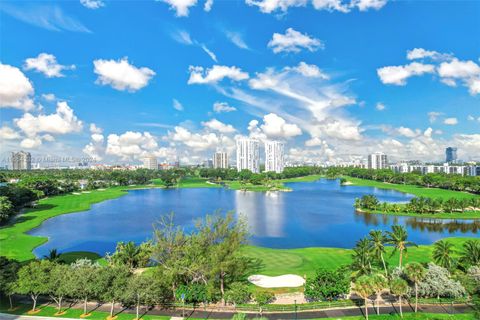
[248, 274, 305, 288]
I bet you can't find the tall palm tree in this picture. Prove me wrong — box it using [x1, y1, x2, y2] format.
[370, 273, 387, 315]
[460, 240, 480, 267]
[351, 238, 374, 276]
[386, 225, 417, 269]
[404, 262, 426, 313]
[354, 275, 375, 320]
[390, 277, 408, 318]
[432, 240, 456, 270]
[369, 230, 388, 276]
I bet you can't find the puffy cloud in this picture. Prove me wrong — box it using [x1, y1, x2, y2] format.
[396, 126, 420, 138]
[93, 57, 155, 91]
[316, 118, 363, 141]
[41, 93, 56, 101]
[287, 61, 329, 79]
[106, 131, 159, 159]
[406, 48, 452, 61]
[20, 137, 42, 149]
[169, 126, 220, 150]
[375, 102, 386, 111]
[377, 62, 435, 85]
[0, 126, 20, 140]
[80, 0, 105, 9]
[443, 117, 458, 125]
[250, 113, 302, 139]
[437, 58, 480, 95]
[24, 53, 75, 78]
[213, 102, 236, 113]
[204, 0, 213, 11]
[89, 123, 103, 134]
[160, 0, 198, 17]
[268, 28, 323, 54]
[173, 99, 184, 111]
[0, 63, 34, 110]
[350, 0, 387, 11]
[201, 118, 236, 133]
[187, 65, 249, 84]
[14, 101, 83, 138]
[83, 133, 105, 160]
[245, 0, 307, 13]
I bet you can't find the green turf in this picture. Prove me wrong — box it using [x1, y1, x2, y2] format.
[59, 251, 106, 265]
[242, 237, 473, 278]
[344, 177, 478, 200]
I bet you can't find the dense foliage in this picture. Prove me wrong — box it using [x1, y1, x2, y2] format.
[327, 167, 480, 194]
[355, 194, 480, 215]
[304, 267, 350, 301]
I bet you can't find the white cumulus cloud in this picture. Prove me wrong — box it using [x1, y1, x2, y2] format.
[377, 62, 435, 85]
[443, 117, 458, 125]
[24, 53, 75, 78]
[268, 28, 323, 54]
[201, 119, 236, 133]
[0, 63, 35, 111]
[93, 57, 155, 92]
[213, 102, 237, 113]
[80, 0, 105, 9]
[187, 65, 249, 84]
[160, 0, 198, 17]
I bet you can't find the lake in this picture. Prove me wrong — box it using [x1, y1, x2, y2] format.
[29, 178, 479, 257]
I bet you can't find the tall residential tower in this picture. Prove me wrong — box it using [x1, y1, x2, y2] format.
[367, 152, 388, 169]
[236, 138, 260, 173]
[446, 147, 457, 163]
[213, 152, 229, 169]
[265, 141, 284, 173]
[11, 151, 31, 170]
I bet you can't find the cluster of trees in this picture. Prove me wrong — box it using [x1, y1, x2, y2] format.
[327, 167, 480, 194]
[0, 185, 40, 224]
[348, 226, 479, 319]
[355, 195, 480, 215]
[0, 212, 273, 317]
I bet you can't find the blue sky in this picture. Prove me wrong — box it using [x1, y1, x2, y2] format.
[0, 0, 479, 165]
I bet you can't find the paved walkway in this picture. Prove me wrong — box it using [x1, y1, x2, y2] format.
[1, 303, 473, 319]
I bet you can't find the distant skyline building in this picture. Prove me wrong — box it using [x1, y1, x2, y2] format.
[236, 138, 260, 173]
[446, 147, 458, 163]
[11, 151, 31, 170]
[265, 141, 285, 173]
[143, 155, 158, 170]
[368, 152, 388, 170]
[213, 152, 229, 169]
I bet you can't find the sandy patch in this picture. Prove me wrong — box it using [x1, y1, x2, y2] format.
[248, 274, 305, 288]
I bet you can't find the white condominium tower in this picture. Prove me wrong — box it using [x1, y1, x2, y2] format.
[143, 155, 158, 170]
[213, 152, 229, 169]
[265, 141, 284, 173]
[368, 152, 388, 169]
[11, 151, 32, 170]
[236, 138, 260, 173]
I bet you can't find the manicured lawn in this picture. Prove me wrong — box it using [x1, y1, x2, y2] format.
[0, 301, 175, 320]
[344, 177, 478, 200]
[242, 237, 473, 278]
[0, 187, 140, 262]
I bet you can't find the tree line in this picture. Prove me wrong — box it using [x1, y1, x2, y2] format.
[355, 195, 480, 215]
[327, 167, 480, 194]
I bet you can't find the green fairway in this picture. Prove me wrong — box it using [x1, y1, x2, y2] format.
[344, 177, 478, 200]
[0, 187, 140, 261]
[242, 237, 473, 278]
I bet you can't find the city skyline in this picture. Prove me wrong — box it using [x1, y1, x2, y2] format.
[1, 1, 479, 166]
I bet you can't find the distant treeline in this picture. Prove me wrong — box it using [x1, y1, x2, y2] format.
[355, 195, 480, 215]
[327, 167, 480, 194]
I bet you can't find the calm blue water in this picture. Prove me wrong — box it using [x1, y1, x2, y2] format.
[29, 179, 479, 257]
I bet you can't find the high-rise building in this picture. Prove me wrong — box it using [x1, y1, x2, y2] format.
[367, 152, 388, 170]
[11, 151, 31, 170]
[236, 138, 260, 173]
[265, 141, 284, 173]
[213, 152, 229, 169]
[446, 147, 458, 163]
[143, 155, 158, 170]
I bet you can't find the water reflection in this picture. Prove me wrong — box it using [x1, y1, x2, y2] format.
[356, 211, 480, 233]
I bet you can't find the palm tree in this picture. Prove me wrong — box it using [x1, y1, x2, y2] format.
[432, 240, 456, 270]
[386, 225, 417, 269]
[351, 238, 374, 276]
[369, 230, 388, 276]
[44, 248, 62, 262]
[390, 277, 408, 318]
[354, 275, 375, 320]
[404, 262, 426, 313]
[370, 274, 387, 315]
[460, 240, 480, 267]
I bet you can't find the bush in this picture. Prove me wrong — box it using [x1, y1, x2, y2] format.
[304, 267, 350, 301]
[253, 290, 274, 306]
[225, 282, 251, 305]
[417, 263, 466, 298]
[231, 313, 247, 320]
[175, 283, 208, 304]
